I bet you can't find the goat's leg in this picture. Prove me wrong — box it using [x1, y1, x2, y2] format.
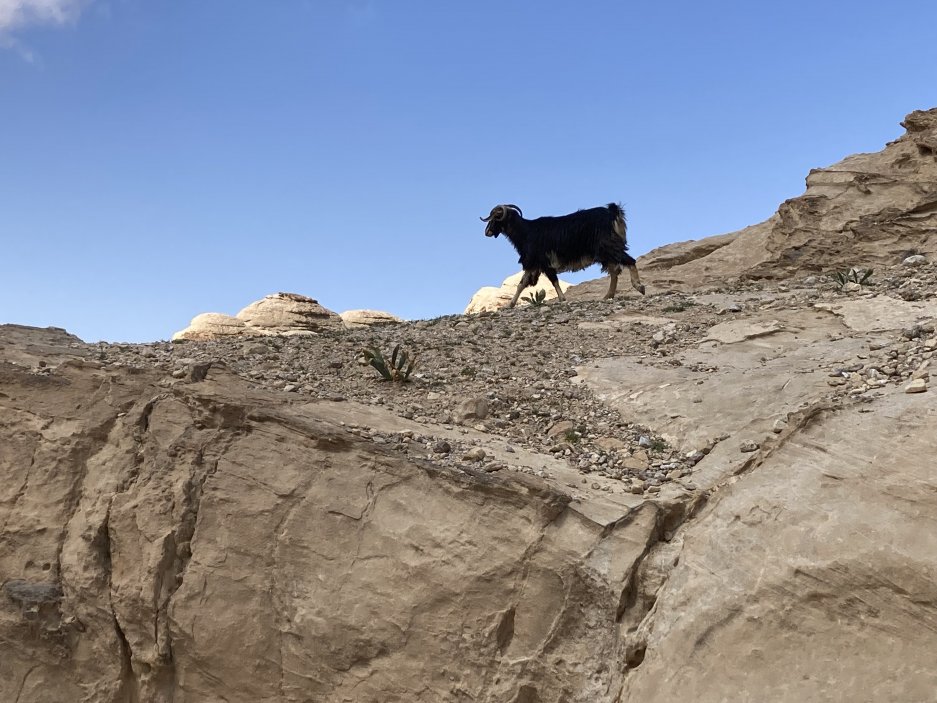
[604, 267, 620, 299]
[508, 270, 539, 308]
[544, 268, 566, 302]
[627, 264, 646, 295]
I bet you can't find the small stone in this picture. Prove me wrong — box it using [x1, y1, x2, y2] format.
[547, 420, 575, 438]
[457, 397, 489, 423]
[740, 440, 760, 453]
[905, 379, 928, 394]
[903, 254, 928, 267]
[433, 441, 452, 454]
[685, 450, 705, 465]
[772, 417, 788, 433]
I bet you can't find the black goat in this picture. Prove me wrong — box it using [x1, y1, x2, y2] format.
[480, 203, 645, 308]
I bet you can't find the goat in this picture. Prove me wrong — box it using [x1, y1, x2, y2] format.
[480, 203, 645, 308]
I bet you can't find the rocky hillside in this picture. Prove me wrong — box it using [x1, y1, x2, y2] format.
[2, 109, 937, 703]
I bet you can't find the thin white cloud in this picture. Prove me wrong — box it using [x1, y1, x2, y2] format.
[0, 0, 88, 32]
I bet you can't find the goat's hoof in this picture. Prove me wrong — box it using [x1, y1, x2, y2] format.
[637, 285, 646, 295]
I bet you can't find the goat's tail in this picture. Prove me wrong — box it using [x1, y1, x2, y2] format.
[607, 202, 627, 241]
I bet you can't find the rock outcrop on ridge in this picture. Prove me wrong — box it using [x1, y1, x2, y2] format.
[2, 109, 937, 703]
[173, 293, 400, 340]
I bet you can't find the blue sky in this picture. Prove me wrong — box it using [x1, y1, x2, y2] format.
[2, 1, 936, 342]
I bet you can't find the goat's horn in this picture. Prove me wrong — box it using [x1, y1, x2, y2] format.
[504, 204, 523, 217]
[480, 205, 505, 222]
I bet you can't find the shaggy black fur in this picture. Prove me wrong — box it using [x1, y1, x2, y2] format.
[480, 202, 644, 306]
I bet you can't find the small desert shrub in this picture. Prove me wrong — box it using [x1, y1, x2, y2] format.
[358, 344, 417, 382]
[662, 300, 696, 313]
[834, 268, 874, 288]
[522, 289, 548, 307]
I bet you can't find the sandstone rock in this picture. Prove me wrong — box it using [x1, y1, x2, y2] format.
[465, 272, 571, 314]
[339, 309, 402, 328]
[904, 254, 928, 266]
[906, 378, 928, 393]
[171, 312, 249, 341]
[622, 388, 937, 702]
[0, 332, 648, 702]
[236, 292, 341, 334]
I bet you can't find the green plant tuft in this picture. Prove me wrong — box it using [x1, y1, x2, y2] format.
[563, 428, 581, 444]
[358, 344, 417, 383]
[834, 268, 874, 288]
[522, 289, 548, 307]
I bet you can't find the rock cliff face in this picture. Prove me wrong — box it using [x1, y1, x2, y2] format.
[3, 109, 937, 702]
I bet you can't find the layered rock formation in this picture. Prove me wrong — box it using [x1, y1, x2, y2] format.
[173, 294, 400, 340]
[339, 309, 402, 328]
[235, 292, 342, 335]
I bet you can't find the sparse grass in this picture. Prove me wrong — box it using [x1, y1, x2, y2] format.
[522, 289, 548, 307]
[648, 438, 668, 453]
[662, 300, 696, 313]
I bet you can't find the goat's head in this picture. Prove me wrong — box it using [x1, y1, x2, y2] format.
[480, 204, 523, 237]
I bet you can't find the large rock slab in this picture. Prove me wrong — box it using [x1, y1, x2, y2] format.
[0, 332, 657, 703]
[619, 385, 937, 702]
[577, 308, 865, 461]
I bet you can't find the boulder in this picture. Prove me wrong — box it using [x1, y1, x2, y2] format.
[171, 312, 249, 341]
[236, 292, 341, 335]
[339, 309, 402, 328]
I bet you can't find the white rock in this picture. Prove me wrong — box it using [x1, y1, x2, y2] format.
[171, 313, 250, 341]
[236, 292, 341, 333]
[340, 309, 402, 328]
